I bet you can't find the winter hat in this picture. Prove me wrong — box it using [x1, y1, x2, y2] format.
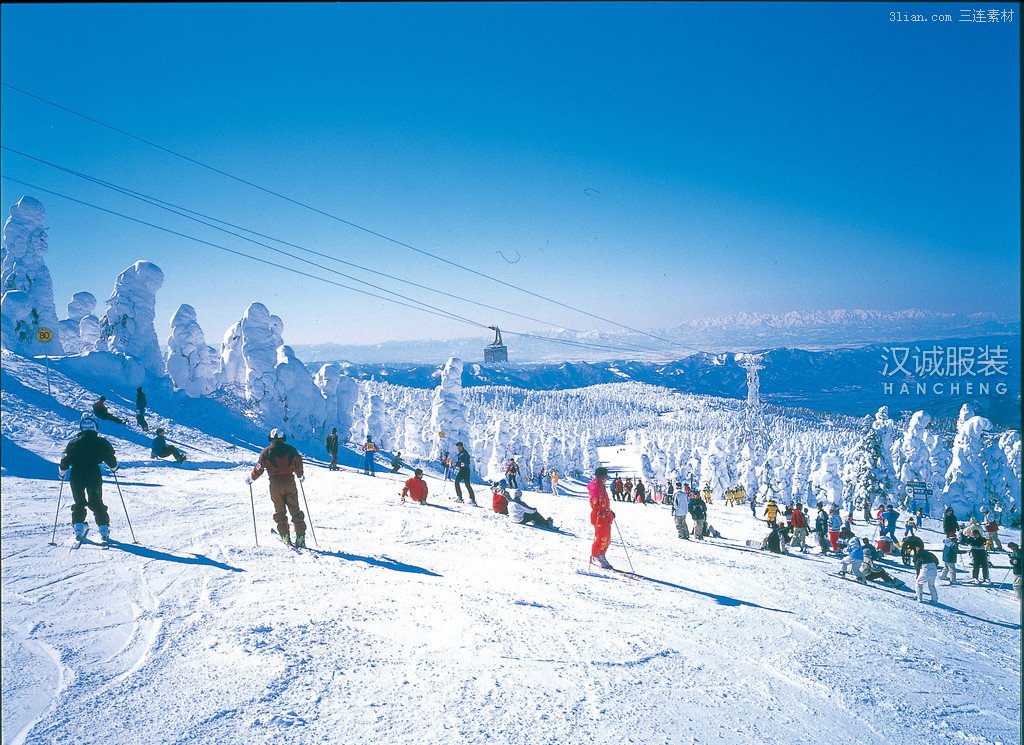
[269, 428, 286, 442]
[595, 467, 608, 479]
[80, 414, 99, 432]
[514, 489, 522, 498]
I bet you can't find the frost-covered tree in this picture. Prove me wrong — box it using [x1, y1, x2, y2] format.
[700, 437, 733, 501]
[736, 444, 759, 502]
[59, 292, 100, 354]
[314, 364, 359, 440]
[101, 260, 165, 373]
[273, 345, 327, 438]
[1, 196, 65, 355]
[810, 452, 843, 507]
[848, 419, 893, 511]
[998, 431, 1021, 514]
[428, 358, 469, 460]
[942, 405, 991, 518]
[165, 304, 220, 397]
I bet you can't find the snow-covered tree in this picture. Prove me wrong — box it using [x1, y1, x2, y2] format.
[101, 260, 165, 374]
[59, 292, 100, 354]
[428, 358, 469, 460]
[942, 405, 991, 518]
[165, 304, 220, 397]
[849, 419, 894, 511]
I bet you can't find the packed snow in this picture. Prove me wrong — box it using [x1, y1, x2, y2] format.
[1, 351, 1020, 745]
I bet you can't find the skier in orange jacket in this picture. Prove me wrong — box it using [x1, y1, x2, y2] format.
[589, 466, 615, 569]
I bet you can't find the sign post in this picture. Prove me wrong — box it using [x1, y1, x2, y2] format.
[36, 328, 54, 395]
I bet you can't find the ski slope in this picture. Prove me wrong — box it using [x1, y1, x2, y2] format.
[1, 353, 1020, 745]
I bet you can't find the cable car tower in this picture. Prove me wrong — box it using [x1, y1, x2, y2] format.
[484, 326, 508, 363]
[737, 353, 770, 457]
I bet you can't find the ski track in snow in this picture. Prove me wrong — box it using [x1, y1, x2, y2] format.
[1, 351, 1021, 744]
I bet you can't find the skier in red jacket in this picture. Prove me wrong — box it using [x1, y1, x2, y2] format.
[589, 466, 615, 569]
[400, 469, 429, 504]
[491, 481, 510, 514]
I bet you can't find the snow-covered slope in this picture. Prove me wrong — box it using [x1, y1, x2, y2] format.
[1, 353, 1020, 744]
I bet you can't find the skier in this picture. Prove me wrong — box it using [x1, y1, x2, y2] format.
[939, 532, 960, 585]
[962, 527, 990, 583]
[400, 468, 429, 505]
[635, 480, 647, 504]
[881, 505, 900, 542]
[983, 512, 1002, 551]
[325, 427, 339, 471]
[612, 476, 623, 501]
[246, 429, 306, 547]
[688, 489, 707, 540]
[789, 501, 809, 552]
[535, 470, 544, 490]
[903, 517, 917, 539]
[491, 481, 510, 514]
[665, 481, 675, 507]
[749, 493, 757, 519]
[942, 507, 958, 536]
[505, 458, 520, 489]
[763, 498, 780, 528]
[453, 441, 477, 505]
[588, 466, 615, 568]
[1006, 542, 1022, 599]
[838, 535, 866, 581]
[550, 468, 560, 496]
[390, 451, 404, 473]
[91, 396, 127, 425]
[134, 387, 150, 432]
[150, 427, 187, 463]
[703, 483, 712, 505]
[814, 504, 830, 553]
[363, 436, 377, 476]
[912, 544, 940, 603]
[671, 482, 690, 540]
[507, 489, 554, 529]
[623, 478, 633, 501]
[59, 414, 118, 541]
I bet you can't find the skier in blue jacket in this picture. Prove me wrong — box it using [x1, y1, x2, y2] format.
[881, 505, 900, 541]
[839, 535, 867, 582]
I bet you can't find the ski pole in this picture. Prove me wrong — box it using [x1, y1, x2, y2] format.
[110, 470, 138, 544]
[298, 480, 319, 547]
[49, 476, 66, 545]
[614, 519, 636, 574]
[249, 482, 259, 547]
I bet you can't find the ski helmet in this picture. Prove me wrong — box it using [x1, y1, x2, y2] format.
[269, 428, 286, 442]
[80, 414, 99, 432]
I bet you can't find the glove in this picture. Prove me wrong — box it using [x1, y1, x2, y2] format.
[109, 466, 118, 475]
[298, 475, 305, 483]
[245, 477, 253, 485]
[58, 468, 68, 479]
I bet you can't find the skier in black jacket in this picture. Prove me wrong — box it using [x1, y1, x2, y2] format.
[942, 507, 959, 537]
[59, 414, 118, 541]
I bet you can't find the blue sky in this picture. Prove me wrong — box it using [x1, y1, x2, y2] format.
[1, 2, 1019, 346]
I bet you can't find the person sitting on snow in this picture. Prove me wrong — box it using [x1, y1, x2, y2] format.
[839, 535, 867, 582]
[507, 489, 554, 529]
[491, 481, 510, 514]
[151, 427, 187, 463]
[400, 468, 429, 504]
[91, 396, 127, 425]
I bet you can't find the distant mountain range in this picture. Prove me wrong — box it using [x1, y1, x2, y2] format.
[294, 308, 1019, 365]
[309, 334, 1021, 429]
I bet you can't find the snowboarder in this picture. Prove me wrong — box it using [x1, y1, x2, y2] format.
[839, 535, 867, 582]
[326, 427, 339, 471]
[912, 544, 940, 603]
[962, 527, 990, 583]
[400, 468, 429, 504]
[453, 441, 477, 505]
[939, 533, 960, 585]
[505, 458, 520, 489]
[247, 429, 306, 547]
[688, 490, 707, 540]
[363, 436, 377, 476]
[491, 481, 510, 514]
[390, 451, 404, 473]
[91, 396, 127, 425]
[59, 414, 118, 541]
[588, 466, 615, 568]
[150, 427, 187, 463]
[134, 387, 150, 432]
[507, 489, 554, 528]
[671, 482, 690, 540]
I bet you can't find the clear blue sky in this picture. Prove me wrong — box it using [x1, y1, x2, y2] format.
[1, 2, 1019, 346]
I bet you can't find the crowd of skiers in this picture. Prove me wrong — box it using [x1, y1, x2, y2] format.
[54, 411, 1023, 602]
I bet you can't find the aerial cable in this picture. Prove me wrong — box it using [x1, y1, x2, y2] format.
[2, 146, 673, 358]
[3, 83, 708, 354]
[1, 175, 678, 359]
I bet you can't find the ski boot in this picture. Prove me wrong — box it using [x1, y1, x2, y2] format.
[594, 554, 613, 570]
[73, 522, 89, 541]
[295, 534, 306, 549]
[98, 525, 110, 542]
[279, 532, 292, 547]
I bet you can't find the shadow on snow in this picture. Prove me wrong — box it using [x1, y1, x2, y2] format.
[105, 540, 244, 572]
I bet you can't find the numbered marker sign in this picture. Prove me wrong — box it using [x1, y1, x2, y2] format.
[36, 327, 54, 343]
[438, 431, 446, 438]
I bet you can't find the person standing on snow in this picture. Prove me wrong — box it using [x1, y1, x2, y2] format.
[789, 501, 809, 553]
[59, 414, 118, 541]
[134, 387, 150, 432]
[688, 489, 707, 540]
[982, 510, 1002, 551]
[672, 482, 690, 540]
[362, 436, 378, 476]
[550, 468, 560, 496]
[505, 458, 520, 489]
[326, 427, 339, 471]
[589, 466, 615, 568]
[962, 527, 990, 583]
[912, 544, 940, 603]
[400, 468, 429, 504]
[881, 505, 900, 542]
[1006, 542, 1022, 600]
[247, 429, 307, 547]
[453, 441, 477, 505]
[942, 507, 959, 537]
[763, 498, 780, 528]
[814, 504, 829, 553]
[635, 480, 647, 504]
[151, 427, 187, 463]
[939, 532, 960, 585]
